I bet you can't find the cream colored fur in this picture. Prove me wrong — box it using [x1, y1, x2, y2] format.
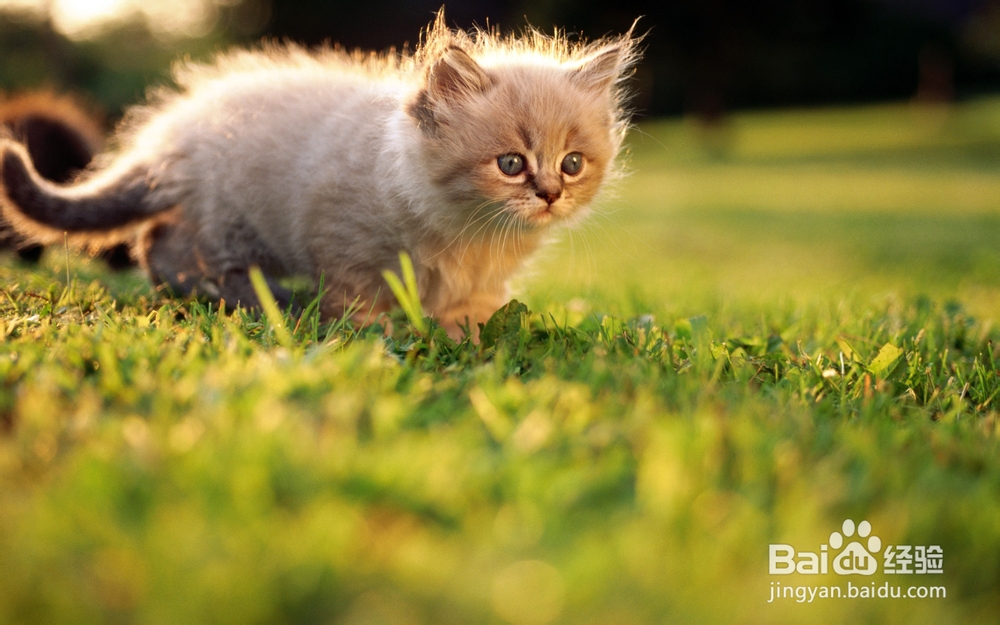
[0, 12, 640, 339]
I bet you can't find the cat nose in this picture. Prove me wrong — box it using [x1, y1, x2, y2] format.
[536, 188, 562, 204]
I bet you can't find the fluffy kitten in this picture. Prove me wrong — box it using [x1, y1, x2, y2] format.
[0, 13, 639, 338]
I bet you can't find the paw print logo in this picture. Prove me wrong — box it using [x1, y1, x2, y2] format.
[831, 519, 881, 575]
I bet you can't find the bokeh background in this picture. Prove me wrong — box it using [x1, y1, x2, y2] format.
[3, 2, 1000, 623]
[2, 0, 1000, 119]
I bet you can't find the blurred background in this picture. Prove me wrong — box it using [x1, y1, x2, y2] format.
[3, 0, 1000, 318]
[2, 0, 1000, 121]
[2, 5, 1000, 623]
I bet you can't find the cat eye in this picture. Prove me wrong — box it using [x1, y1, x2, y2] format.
[561, 152, 584, 175]
[497, 153, 526, 176]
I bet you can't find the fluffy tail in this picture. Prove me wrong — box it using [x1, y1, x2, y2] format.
[0, 140, 175, 246]
[0, 91, 103, 184]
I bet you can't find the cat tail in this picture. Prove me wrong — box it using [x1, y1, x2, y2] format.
[0, 90, 104, 184]
[0, 139, 175, 248]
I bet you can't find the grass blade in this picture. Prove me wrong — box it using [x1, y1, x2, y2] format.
[382, 251, 426, 333]
[249, 266, 293, 348]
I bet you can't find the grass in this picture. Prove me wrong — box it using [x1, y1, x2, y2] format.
[2, 97, 1000, 623]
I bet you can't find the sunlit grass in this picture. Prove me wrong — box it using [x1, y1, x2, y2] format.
[532, 96, 1000, 318]
[1, 97, 1000, 623]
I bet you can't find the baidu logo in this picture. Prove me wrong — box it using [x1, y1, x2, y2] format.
[830, 519, 880, 575]
[769, 519, 942, 576]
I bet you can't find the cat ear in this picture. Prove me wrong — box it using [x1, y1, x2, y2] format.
[573, 44, 627, 94]
[426, 46, 492, 104]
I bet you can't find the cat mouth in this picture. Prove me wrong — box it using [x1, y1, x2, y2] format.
[525, 204, 564, 227]
[505, 199, 569, 229]
[528, 209, 554, 226]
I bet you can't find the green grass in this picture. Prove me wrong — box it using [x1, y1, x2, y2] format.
[2, 98, 1000, 624]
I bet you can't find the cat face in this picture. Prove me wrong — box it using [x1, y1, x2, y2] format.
[471, 75, 615, 229]
[410, 45, 627, 235]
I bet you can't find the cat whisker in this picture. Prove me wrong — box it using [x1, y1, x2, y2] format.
[566, 226, 586, 286]
[500, 213, 516, 270]
[455, 202, 508, 262]
[587, 206, 644, 262]
[630, 126, 672, 155]
[495, 213, 522, 292]
[501, 211, 529, 266]
[578, 226, 599, 288]
[490, 211, 518, 278]
[488, 212, 505, 269]
[431, 199, 500, 262]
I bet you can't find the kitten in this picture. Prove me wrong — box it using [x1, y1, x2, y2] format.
[0, 12, 639, 338]
[0, 91, 129, 267]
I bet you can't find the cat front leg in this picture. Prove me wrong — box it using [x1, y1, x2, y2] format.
[319, 280, 393, 330]
[139, 219, 296, 313]
[138, 219, 210, 299]
[435, 296, 508, 341]
[214, 267, 297, 314]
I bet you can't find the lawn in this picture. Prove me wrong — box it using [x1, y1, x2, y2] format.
[1, 98, 999, 624]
